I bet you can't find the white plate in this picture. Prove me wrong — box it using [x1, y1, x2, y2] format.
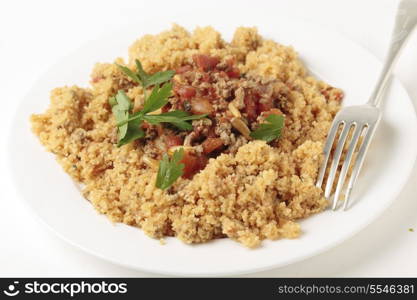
[8, 12, 417, 276]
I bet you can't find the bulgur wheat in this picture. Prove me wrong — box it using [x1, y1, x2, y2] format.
[31, 25, 343, 248]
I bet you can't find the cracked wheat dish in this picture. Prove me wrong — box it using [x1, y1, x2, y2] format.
[31, 25, 343, 248]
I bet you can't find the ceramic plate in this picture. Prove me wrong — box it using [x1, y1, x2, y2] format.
[8, 12, 417, 276]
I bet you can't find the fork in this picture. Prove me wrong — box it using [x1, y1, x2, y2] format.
[316, 0, 417, 210]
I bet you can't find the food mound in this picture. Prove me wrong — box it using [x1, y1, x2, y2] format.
[31, 25, 343, 248]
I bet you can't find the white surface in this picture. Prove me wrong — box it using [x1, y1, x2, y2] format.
[9, 14, 417, 276]
[1, 0, 417, 277]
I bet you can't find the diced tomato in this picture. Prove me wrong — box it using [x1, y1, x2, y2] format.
[263, 108, 283, 117]
[161, 102, 172, 113]
[190, 98, 214, 115]
[141, 123, 164, 135]
[200, 88, 208, 96]
[223, 58, 240, 78]
[226, 58, 236, 68]
[176, 65, 192, 74]
[217, 116, 229, 123]
[226, 68, 240, 78]
[141, 122, 151, 130]
[219, 71, 228, 78]
[257, 98, 274, 114]
[178, 86, 196, 100]
[201, 73, 211, 83]
[197, 155, 208, 171]
[164, 135, 183, 148]
[207, 125, 217, 138]
[193, 54, 220, 71]
[244, 91, 259, 122]
[202, 138, 224, 154]
[181, 152, 208, 179]
[173, 84, 182, 96]
[156, 125, 164, 136]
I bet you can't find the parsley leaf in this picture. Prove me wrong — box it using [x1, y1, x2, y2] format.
[155, 148, 185, 190]
[112, 106, 129, 140]
[142, 82, 172, 114]
[111, 89, 205, 145]
[145, 70, 176, 88]
[142, 110, 207, 130]
[117, 108, 207, 130]
[108, 96, 117, 107]
[250, 114, 285, 142]
[117, 117, 145, 147]
[134, 59, 148, 84]
[134, 59, 175, 88]
[111, 59, 205, 147]
[114, 90, 132, 111]
[116, 64, 141, 83]
[149, 110, 206, 121]
[109, 90, 134, 143]
[117, 59, 175, 88]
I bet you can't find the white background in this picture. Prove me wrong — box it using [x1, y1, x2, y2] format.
[1, 0, 416, 277]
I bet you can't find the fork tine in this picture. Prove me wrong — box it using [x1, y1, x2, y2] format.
[343, 125, 376, 210]
[324, 122, 351, 199]
[316, 120, 342, 187]
[332, 124, 363, 210]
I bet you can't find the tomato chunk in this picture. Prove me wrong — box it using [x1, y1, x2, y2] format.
[202, 138, 224, 154]
[161, 102, 172, 113]
[177, 86, 196, 100]
[201, 73, 211, 83]
[193, 54, 219, 71]
[176, 65, 192, 74]
[263, 108, 283, 117]
[181, 152, 208, 179]
[244, 91, 259, 122]
[156, 125, 164, 136]
[257, 98, 274, 114]
[226, 68, 240, 78]
[164, 135, 183, 149]
[141, 122, 151, 130]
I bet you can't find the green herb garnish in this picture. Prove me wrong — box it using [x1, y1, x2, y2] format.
[117, 59, 175, 99]
[143, 110, 207, 130]
[142, 82, 173, 114]
[109, 90, 144, 146]
[155, 148, 185, 190]
[117, 116, 145, 147]
[120, 110, 207, 131]
[135, 59, 175, 88]
[111, 60, 206, 147]
[114, 86, 207, 132]
[250, 114, 285, 142]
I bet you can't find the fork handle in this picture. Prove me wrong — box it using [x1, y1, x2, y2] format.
[368, 0, 417, 107]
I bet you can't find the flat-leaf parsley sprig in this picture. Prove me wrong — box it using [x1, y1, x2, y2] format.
[110, 60, 207, 147]
[120, 109, 208, 131]
[155, 148, 185, 190]
[109, 90, 145, 147]
[117, 59, 175, 99]
[249, 114, 285, 142]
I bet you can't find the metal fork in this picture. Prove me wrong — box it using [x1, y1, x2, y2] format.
[316, 0, 417, 210]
